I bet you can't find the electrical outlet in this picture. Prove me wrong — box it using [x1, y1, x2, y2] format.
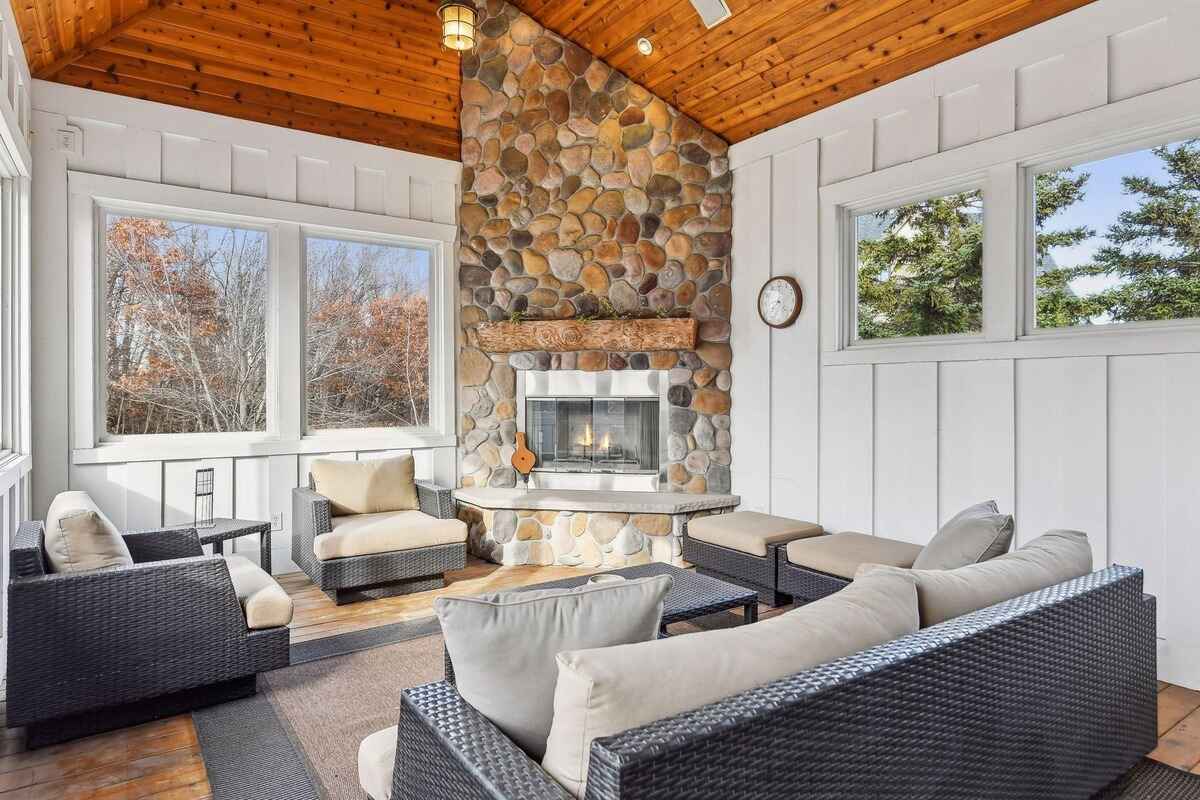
[272, 512, 284, 531]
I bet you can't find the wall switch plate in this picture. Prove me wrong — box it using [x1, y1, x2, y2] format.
[54, 127, 82, 157]
[272, 512, 284, 531]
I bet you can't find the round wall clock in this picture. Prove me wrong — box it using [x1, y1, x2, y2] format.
[757, 276, 803, 328]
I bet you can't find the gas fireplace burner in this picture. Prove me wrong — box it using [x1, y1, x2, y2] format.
[516, 370, 669, 492]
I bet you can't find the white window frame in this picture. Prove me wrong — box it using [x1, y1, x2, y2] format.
[299, 225, 442, 439]
[840, 178, 990, 349]
[818, 78, 1200, 367]
[68, 172, 457, 464]
[1020, 125, 1200, 339]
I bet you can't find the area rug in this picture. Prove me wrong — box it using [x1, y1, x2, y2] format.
[194, 612, 1200, 800]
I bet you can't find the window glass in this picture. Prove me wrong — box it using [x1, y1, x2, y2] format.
[1035, 139, 1200, 328]
[104, 214, 268, 434]
[854, 189, 984, 341]
[306, 236, 431, 430]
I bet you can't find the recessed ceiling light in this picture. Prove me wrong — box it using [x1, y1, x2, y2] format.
[636, 38, 654, 56]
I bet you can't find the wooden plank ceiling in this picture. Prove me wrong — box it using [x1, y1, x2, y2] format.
[9, 0, 462, 159]
[9, 0, 1096, 159]
[509, 0, 1095, 142]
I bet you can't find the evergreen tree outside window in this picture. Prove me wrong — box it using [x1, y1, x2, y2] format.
[854, 189, 984, 341]
[1035, 139, 1200, 329]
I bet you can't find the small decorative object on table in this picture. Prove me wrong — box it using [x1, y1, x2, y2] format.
[194, 467, 215, 529]
[511, 432, 536, 486]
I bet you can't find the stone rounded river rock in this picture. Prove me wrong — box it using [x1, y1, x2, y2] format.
[645, 174, 683, 198]
[621, 123, 654, 151]
[532, 36, 563, 65]
[548, 249, 584, 281]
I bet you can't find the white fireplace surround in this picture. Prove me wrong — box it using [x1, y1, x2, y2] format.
[515, 370, 670, 492]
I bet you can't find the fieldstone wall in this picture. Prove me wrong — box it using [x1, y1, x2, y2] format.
[459, 505, 729, 568]
[457, 0, 734, 496]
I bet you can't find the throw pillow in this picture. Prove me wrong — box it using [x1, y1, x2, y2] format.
[310, 456, 418, 516]
[858, 529, 1092, 627]
[435, 574, 673, 760]
[43, 490, 133, 573]
[912, 499, 1014, 570]
[541, 571, 919, 798]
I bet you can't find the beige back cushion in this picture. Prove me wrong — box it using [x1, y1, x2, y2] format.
[912, 500, 1014, 570]
[310, 456, 418, 516]
[435, 574, 673, 761]
[43, 490, 133, 573]
[541, 571, 919, 798]
[858, 529, 1092, 628]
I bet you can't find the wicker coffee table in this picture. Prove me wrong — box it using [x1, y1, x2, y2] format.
[522, 562, 759, 633]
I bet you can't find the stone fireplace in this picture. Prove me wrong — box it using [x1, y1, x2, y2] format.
[455, 0, 734, 502]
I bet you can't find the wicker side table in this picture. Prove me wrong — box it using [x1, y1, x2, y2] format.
[194, 518, 273, 573]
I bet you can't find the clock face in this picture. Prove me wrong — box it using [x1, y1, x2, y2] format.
[758, 277, 801, 328]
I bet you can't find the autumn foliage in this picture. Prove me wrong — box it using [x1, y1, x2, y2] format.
[105, 216, 430, 436]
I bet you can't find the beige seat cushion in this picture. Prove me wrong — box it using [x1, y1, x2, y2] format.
[858, 529, 1092, 628]
[911, 500, 1014, 570]
[541, 570, 918, 798]
[785, 531, 922, 579]
[687, 511, 823, 557]
[310, 456, 418, 516]
[358, 726, 397, 800]
[436, 575, 673, 761]
[43, 491, 133, 573]
[223, 555, 293, 630]
[314, 511, 467, 561]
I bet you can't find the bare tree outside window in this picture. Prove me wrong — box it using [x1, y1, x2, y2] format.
[104, 214, 268, 435]
[305, 236, 431, 430]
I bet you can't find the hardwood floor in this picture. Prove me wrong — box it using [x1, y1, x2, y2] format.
[1, 558, 1198, 798]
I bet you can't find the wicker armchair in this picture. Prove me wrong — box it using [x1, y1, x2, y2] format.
[7, 521, 290, 748]
[395, 565, 1156, 799]
[291, 479, 465, 605]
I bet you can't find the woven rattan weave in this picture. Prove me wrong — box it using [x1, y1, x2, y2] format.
[291, 479, 465, 605]
[7, 522, 290, 748]
[398, 565, 1155, 799]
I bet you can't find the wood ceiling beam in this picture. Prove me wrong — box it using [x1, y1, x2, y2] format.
[36, 0, 175, 79]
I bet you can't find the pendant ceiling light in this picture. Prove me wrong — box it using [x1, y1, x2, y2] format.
[438, 1, 478, 51]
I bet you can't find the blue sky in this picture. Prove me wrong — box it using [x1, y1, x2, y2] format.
[1039, 146, 1171, 305]
[306, 236, 430, 291]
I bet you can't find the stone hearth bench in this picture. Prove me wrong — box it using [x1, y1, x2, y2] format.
[454, 488, 740, 568]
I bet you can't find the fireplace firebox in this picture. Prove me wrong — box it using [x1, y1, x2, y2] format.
[516, 371, 668, 491]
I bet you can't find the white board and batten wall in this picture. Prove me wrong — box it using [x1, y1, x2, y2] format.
[729, 0, 1200, 688]
[31, 81, 461, 574]
[0, 3, 34, 689]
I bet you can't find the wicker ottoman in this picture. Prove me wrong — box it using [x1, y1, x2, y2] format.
[777, 531, 923, 604]
[682, 511, 823, 606]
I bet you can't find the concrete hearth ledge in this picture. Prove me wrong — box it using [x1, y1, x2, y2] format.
[453, 487, 740, 515]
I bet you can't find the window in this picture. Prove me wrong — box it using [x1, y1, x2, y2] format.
[853, 189, 984, 341]
[71, 172, 455, 460]
[305, 236, 432, 430]
[103, 213, 268, 435]
[1033, 138, 1200, 330]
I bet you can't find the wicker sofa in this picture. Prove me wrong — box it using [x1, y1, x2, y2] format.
[292, 478, 465, 605]
[7, 520, 291, 748]
[394, 564, 1155, 799]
